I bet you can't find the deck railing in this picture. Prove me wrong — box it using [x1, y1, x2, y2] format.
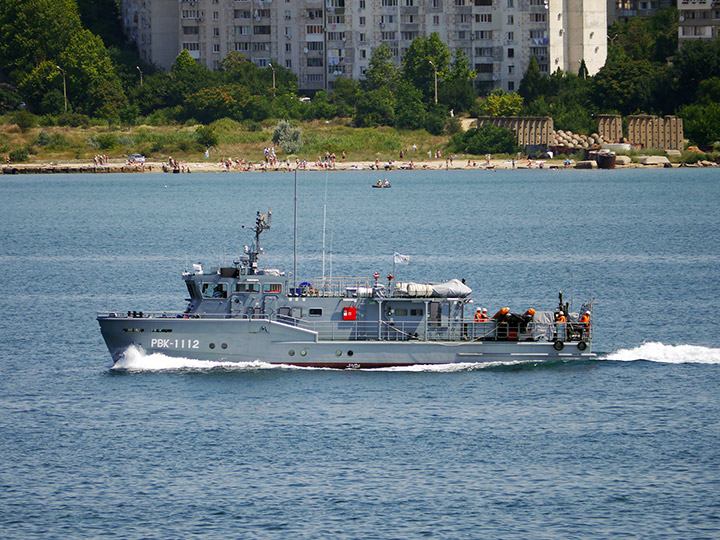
[98, 311, 591, 343]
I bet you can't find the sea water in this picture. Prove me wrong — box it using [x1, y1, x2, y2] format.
[1, 168, 719, 539]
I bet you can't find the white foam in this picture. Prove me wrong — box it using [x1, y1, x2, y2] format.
[604, 342, 720, 365]
[110, 346, 533, 373]
[111, 345, 298, 372]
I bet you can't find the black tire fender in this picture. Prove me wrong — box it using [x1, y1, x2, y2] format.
[577, 341, 587, 351]
[553, 340, 564, 351]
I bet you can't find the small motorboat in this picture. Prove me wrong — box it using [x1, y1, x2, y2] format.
[372, 180, 392, 188]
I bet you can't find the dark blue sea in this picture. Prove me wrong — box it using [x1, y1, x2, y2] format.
[1, 167, 719, 539]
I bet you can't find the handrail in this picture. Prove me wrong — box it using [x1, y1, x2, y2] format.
[98, 311, 591, 342]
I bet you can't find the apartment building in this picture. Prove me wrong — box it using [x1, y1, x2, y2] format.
[677, 0, 720, 46]
[608, 0, 674, 24]
[120, 0, 607, 93]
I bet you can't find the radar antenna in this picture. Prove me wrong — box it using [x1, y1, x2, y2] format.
[246, 208, 271, 275]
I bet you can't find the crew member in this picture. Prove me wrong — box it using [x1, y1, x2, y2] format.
[556, 312, 566, 323]
[479, 308, 488, 322]
[579, 311, 590, 335]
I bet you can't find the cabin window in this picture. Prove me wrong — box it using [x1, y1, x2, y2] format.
[202, 282, 227, 298]
[309, 308, 323, 316]
[263, 283, 282, 293]
[235, 282, 260, 293]
[395, 308, 408, 316]
[411, 308, 424, 317]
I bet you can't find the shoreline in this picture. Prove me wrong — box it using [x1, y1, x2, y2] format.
[0, 157, 709, 175]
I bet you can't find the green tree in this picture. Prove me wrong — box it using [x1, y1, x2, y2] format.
[354, 87, 395, 127]
[592, 58, 657, 115]
[171, 49, 213, 103]
[0, 0, 82, 82]
[438, 48, 477, 111]
[394, 81, 426, 130]
[673, 39, 720, 105]
[363, 43, 400, 92]
[478, 89, 523, 117]
[57, 29, 127, 118]
[328, 77, 358, 117]
[401, 33, 451, 105]
[518, 57, 548, 102]
[678, 102, 720, 145]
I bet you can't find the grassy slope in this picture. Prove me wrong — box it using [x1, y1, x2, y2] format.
[0, 117, 451, 164]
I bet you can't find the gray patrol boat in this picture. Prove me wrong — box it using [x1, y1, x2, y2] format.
[98, 211, 594, 368]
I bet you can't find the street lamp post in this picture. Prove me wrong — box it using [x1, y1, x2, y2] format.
[428, 60, 438, 104]
[136, 66, 143, 87]
[268, 63, 276, 98]
[56, 66, 67, 113]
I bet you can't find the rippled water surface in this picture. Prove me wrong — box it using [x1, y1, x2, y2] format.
[1, 168, 719, 539]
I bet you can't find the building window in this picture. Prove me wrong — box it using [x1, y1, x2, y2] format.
[285, 43, 291, 52]
[234, 26, 249, 35]
[307, 58, 324, 67]
[508, 64, 514, 74]
[285, 60, 292, 68]
[360, 33, 366, 42]
[307, 25, 323, 34]
[182, 42, 200, 51]
[234, 10, 250, 18]
[475, 30, 493, 39]
[360, 16, 366, 25]
[507, 48, 514, 58]
[506, 32, 514, 41]
[433, 15, 440, 25]
[254, 26, 271, 35]
[234, 42, 249, 51]
[476, 14, 492, 23]
[213, 44, 220, 54]
[381, 0, 398, 6]
[508, 81, 515, 91]
[507, 15, 514, 24]
[212, 11, 219, 20]
[381, 31, 397, 40]
[213, 27, 219, 37]
[531, 13, 547, 23]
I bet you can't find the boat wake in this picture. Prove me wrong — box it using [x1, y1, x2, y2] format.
[111, 346, 540, 373]
[603, 342, 720, 365]
[111, 345, 304, 372]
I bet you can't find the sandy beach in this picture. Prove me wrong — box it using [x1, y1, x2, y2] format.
[2, 155, 689, 174]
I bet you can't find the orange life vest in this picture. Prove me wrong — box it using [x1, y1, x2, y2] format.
[557, 314, 566, 323]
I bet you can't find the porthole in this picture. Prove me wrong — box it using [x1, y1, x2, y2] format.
[336, 350, 342, 356]
[288, 350, 295, 356]
[221, 343, 228, 349]
[209, 343, 216, 349]
[347, 350, 354, 357]
[300, 349, 307, 356]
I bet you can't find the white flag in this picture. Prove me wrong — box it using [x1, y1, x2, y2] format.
[394, 252, 410, 265]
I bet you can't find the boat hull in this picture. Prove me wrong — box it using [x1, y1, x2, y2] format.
[98, 316, 594, 368]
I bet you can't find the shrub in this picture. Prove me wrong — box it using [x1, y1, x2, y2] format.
[448, 125, 519, 155]
[9, 148, 29, 162]
[272, 120, 303, 154]
[35, 131, 52, 146]
[195, 125, 219, 148]
[11, 110, 37, 131]
[57, 113, 90, 127]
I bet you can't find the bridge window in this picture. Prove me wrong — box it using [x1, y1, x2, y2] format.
[309, 308, 323, 316]
[411, 308, 424, 317]
[235, 282, 260, 293]
[202, 282, 228, 298]
[263, 283, 282, 293]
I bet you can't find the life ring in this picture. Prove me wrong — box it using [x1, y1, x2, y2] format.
[577, 341, 587, 351]
[553, 340, 564, 351]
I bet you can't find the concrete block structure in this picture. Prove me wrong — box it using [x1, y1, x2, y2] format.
[627, 115, 684, 150]
[597, 114, 622, 142]
[476, 116, 554, 145]
[119, 0, 607, 94]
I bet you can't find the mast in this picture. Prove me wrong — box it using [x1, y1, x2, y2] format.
[293, 162, 299, 292]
